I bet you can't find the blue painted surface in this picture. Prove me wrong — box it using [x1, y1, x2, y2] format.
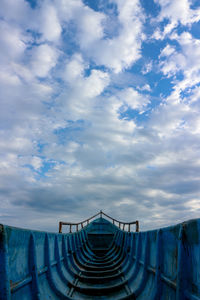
[0, 218, 200, 299]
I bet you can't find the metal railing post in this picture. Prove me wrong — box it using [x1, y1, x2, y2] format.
[59, 222, 62, 233]
[136, 220, 139, 232]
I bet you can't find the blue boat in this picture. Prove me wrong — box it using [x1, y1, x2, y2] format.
[0, 211, 200, 299]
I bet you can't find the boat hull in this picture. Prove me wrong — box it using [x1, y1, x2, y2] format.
[0, 218, 200, 299]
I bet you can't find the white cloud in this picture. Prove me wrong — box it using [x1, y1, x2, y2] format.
[159, 44, 176, 58]
[76, 7, 105, 48]
[137, 84, 151, 92]
[58, 68, 110, 119]
[39, 4, 62, 42]
[0, 68, 21, 86]
[31, 156, 43, 170]
[88, 0, 144, 73]
[142, 61, 153, 74]
[0, 135, 33, 154]
[56, 0, 105, 46]
[0, 20, 27, 62]
[80, 70, 110, 98]
[64, 53, 85, 82]
[153, 0, 200, 38]
[0, 0, 32, 25]
[156, 0, 200, 25]
[56, 0, 144, 73]
[118, 88, 150, 111]
[31, 44, 59, 77]
[159, 33, 200, 88]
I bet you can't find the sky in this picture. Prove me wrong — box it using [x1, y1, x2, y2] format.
[1, 0, 200, 232]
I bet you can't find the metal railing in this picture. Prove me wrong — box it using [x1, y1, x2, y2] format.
[59, 210, 139, 233]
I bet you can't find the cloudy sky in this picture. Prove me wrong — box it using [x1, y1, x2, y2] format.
[1, 0, 200, 232]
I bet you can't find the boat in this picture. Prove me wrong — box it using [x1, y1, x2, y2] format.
[0, 210, 200, 299]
